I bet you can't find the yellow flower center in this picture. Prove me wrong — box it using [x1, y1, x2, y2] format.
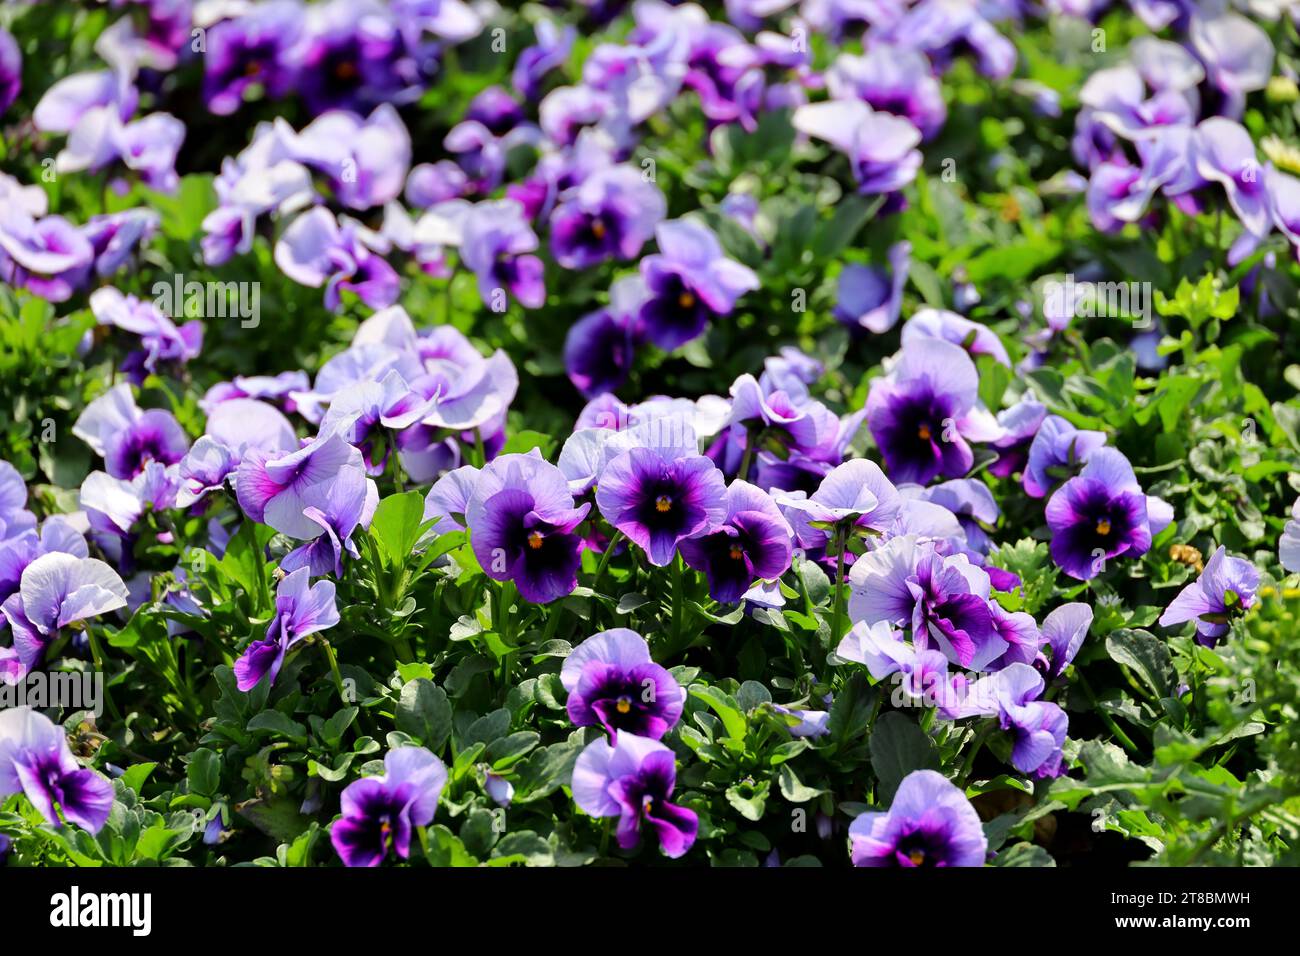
[729, 544, 744, 560]
[917, 424, 932, 441]
[591, 220, 606, 239]
[335, 61, 357, 80]
[527, 530, 545, 549]
[908, 849, 926, 866]
[678, 291, 696, 310]
[1095, 519, 1111, 536]
[655, 494, 673, 513]
[616, 696, 632, 714]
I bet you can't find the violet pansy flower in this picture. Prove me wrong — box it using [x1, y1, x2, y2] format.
[636, 219, 759, 351]
[834, 241, 910, 333]
[595, 448, 727, 567]
[465, 453, 592, 604]
[0, 707, 114, 834]
[1045, 447, 1157, 581]
[849, 769, 986, 868]
[459, 199, 546, 310]
[793, 99, 922, 199]
[866, 337, 994, 485]
[1038, 601, 1094, 679]
[561, 628, 685, 740]
[1, 551, 129, 675]
[235, 432, 368, 541]
[572, 733, 698, 859]
[776, 458, 901, 551]
[1158, 546, 1259, 646]
[679, 480, 793, 603]
[1022, 415, 1107, 499]
[550, 165, 666, 270]
[330, 746, 448, 868]
[234, 567, 340, 691]
[848, 535, 1005, 671]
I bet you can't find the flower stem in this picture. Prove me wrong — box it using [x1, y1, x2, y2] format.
[320, 638, 346, 701]
[1077, 670, 1141, 754]
[829, 524, 848, 645]
[957, 720, 994, 788]
[85, 626, 122, 723]
[670, 553, 684, 649]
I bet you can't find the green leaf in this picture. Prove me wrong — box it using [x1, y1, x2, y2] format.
[777, 765, 826, 803]
[992, 842, 1056, 867]
[395, 679, 452, 752]
[1105, 629, 1176, 699]
[499, 430, 557, 459]
[371, 491, 432, 570]
[185, 749, 220, 797]
[690, 685, 748, 743]
[119, 762, 157, 795]
[246, 710, 309, 744]
[869, 712, 940, 803]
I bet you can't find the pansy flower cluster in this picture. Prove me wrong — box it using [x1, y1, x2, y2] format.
[1, 0, 1299, 872]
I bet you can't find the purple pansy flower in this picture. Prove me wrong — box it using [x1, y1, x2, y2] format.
[0, 212, 94, 302]
[203, 0, 302, 115]
[958, 664, 1068, 777]
[866, 338, 987, 486]
[838, 620, 955, 714]
[275, 207, 400, 311]
[91, 286, 202, 377]
[636, 219, 759, 351]
[1159, 546, 1259, 646]
[550, 165, 666, 270]
[849, 769, 987, 867]
[280, 473, 379, 579]
[1, 551, 128, 675]
[561, 628, 685, 740]
[680, 480, 793, 603]
[0, 707, 114, 834]
[903, 478, 999, 554]
[236, 432, 368, 541]
[826, 45, 946, 140]
[330, 746, 448, 868]
[234, 567, 340, 691]
[459, 199, 546, 310]
[564, 275, 649, 399]
[320, 370, 432, 475]
[595, 448, 727, 567]
[572, 733, 698, 859]
[465, 453, 592, 604]
[793, 99, 922, 199]
[1045, 448, 1157, 581]
[0, 27, 21, 115]
[1189, 11, 1273, 119]
[849, 535, 1005, 671]
[1038, 601, 1093, 679]
[988, 399, 1047, 479]
[1022, 414, 1107, 499]
[1192, 118, 1272, 246]
[834, 241, 910, 333]
[901, 308, 1011, 366]
[777, 458, 902, 551]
